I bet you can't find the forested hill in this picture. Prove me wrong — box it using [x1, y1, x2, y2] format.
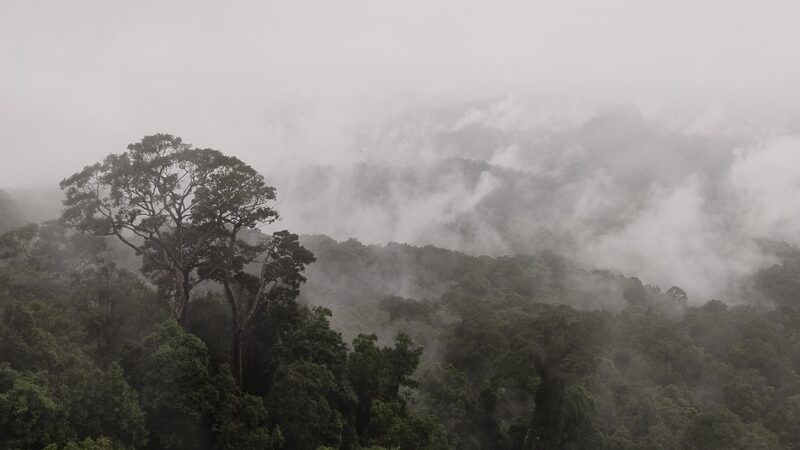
[298, 233, 799, 335]
[276, 102, 740, 259]
[3, 1, 798, 448]
[4, 173, 800, 448]
[297, 236, 800, 449]
[271, 99, 761, 304]
[298, 234, 686, 342]
[0, 189, 24, 232]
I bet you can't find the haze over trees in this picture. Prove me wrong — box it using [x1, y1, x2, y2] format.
[1, 135, 452, 449]
[4, 1, 800, 448]
[2, 129, 800, 450]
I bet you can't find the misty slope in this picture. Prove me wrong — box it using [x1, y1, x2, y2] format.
[0, 190, 22, 232]
[298, 234, 800, 320]
[0, 97, 792, 304]
[5, 214, 800, 449]
[363, 97, 737, 185]
[297, 234, 689, 346]
[4, 169, 800, 449]
[0, 187, 64, 232]
[294, 235, 800, 449]
[274, 97, 773, 302]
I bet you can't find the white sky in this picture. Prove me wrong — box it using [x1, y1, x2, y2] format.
[2, 0, 800, 187]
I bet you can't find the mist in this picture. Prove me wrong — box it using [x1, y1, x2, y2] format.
[6, 2, 800, 449]
[4, 1, 800, 181]
[4, 1, 800, 305]
[261, 97, 796, 303]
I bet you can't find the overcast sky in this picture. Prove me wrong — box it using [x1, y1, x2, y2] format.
[2, 0, 800, 187]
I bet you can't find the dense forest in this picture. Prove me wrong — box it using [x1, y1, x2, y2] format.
[2, 135, 800, 450]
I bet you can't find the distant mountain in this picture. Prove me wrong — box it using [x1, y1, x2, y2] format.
[276, 99, 739, 250]
[269, 96, 766, 302]
[296, 234, 687, 346]
[0, 186, 63, 230]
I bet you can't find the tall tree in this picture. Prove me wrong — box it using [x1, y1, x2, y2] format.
[199, 229, 315, 385]
[59, 134, 278, 323]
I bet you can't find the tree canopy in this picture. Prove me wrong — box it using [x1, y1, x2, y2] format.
[60, 134, 279, 323]
[4, 134, 800, 449]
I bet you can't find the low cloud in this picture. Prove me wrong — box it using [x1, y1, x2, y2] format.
[729, 136, 800, 245]
[267, 98, 800, 304]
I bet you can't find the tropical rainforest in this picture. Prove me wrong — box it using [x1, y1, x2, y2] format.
[5, 0, 800, 448]
[2, 132, 800, 450]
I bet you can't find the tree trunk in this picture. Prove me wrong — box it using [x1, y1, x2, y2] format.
[173, 269, 191, 324]
[232, 327, 243, 387]
[222, 279, 244, 387]
[529, 372, 565, 450]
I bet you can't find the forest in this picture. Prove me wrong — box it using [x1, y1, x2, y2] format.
[1, 134, 800, 450]
[6, 1, 800, 448]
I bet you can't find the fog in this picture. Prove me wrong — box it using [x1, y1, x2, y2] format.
[3, 0, 800, 303]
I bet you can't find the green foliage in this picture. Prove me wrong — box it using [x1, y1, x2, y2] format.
[346, 333, 446, 449]
[130, 320, 278, 450]
[242, 303, 358, 449]
[0, 300, 147, 450]
[367, 400, 450, 450]
[131, 320, 213, 449]
[208, 365, 280, 450]
[349, 333, 423, 436]
[297, 238, 800, 449]
[9, 163, 800, 450]
[766, 395, 800, 449]
[684, 406, 781, 450]
[44, 436, 122, 450]
[76, 362, 147, 448]
[0, 364, 68, 449]
[266, 360, 347, 450]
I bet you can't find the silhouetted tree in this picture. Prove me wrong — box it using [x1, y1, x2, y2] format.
[60, 134, 278, 324]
